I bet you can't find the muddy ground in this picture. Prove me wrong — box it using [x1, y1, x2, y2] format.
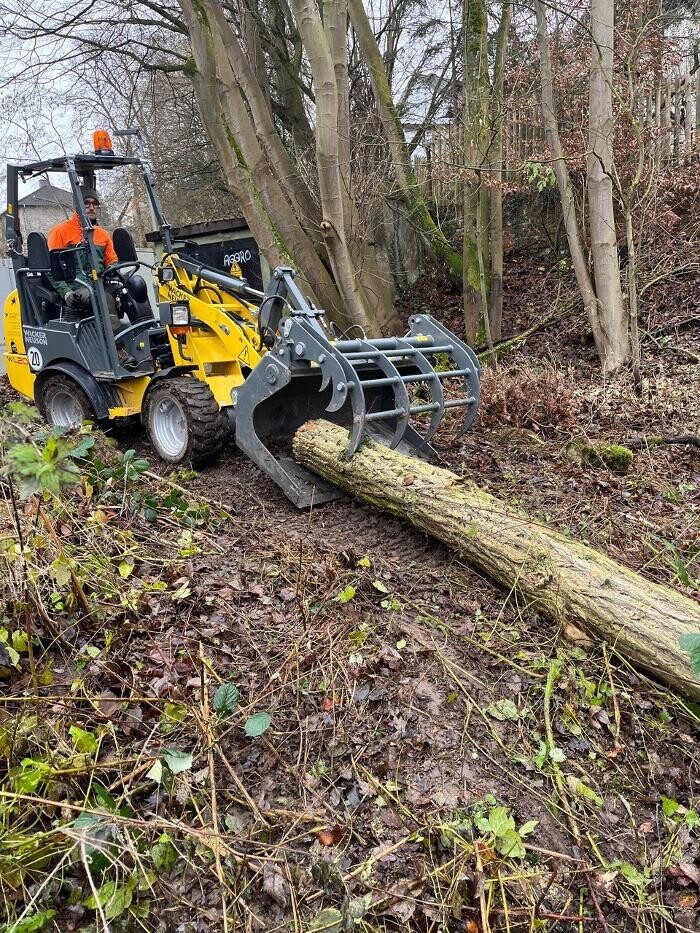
[0, 258, 698, 932]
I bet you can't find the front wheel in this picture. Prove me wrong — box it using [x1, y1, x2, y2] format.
[40, 374, 95, 428]
[145, 377, 224, 467]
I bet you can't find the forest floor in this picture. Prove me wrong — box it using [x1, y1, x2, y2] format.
[0, 254, 698, 933]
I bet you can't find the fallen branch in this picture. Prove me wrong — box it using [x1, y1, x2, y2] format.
[294, 420, 700, 701]
[623, 434, 700, 450]
[477, 309, 573, 363]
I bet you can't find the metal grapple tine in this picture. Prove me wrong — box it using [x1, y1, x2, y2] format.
[408, 314, 481, 435]
[353, 339, 410, 452]
[392, 337, 445, 445]
[284, 318, 349, 413]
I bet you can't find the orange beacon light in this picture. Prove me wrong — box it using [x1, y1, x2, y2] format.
[93, 130, 114, 155]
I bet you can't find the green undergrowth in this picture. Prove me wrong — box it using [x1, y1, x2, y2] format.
[0, 405, 244, 931]
[1, 404, 699, 931]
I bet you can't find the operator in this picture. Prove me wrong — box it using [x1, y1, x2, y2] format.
[47, 187, 122, 331]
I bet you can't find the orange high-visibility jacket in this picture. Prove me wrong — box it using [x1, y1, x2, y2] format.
[48, 213, 118, 269]
[47, 214, 119, 297]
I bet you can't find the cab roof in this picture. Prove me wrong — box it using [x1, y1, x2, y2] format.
[12, 153, 143, 181]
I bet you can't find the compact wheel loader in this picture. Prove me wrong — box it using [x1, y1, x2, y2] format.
[4, 130, 481, 507]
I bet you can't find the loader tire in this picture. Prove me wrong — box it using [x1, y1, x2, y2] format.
[40, 374, 96, 429]
[145, 377, 224, 467]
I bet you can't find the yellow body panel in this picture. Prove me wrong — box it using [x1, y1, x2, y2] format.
[3, 289, 36, 400]
[158, 263, 264, 409]
[107, 376, 151, 418]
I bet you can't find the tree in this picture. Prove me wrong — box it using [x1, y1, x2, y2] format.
[587, 0, 630, 371]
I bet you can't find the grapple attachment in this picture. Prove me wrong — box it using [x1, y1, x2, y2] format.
[234, 270, 481, 508]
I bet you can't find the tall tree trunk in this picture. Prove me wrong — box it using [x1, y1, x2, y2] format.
[347, 0, 463, 283]
[180, 0, 351, 327]
[290, 0, 376, 334]
[534, 0, 602, 355]
[208, 1, 323, 251]
[323, 0, 400, 334]
[489, 0, 511, 342]
[294, 420, 700, 703]
[462, 0, 490, 345]
[588, 0, 630, 372]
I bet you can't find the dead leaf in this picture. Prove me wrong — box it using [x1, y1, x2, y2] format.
[677, 862, 700, 886]
[562, 622, 593, 646]
[262, 862, 290, 907]
[380, 809, 404, 829]
[317, 825, 343, 846]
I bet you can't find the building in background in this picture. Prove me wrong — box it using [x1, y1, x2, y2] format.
[5, 178, 74, 237]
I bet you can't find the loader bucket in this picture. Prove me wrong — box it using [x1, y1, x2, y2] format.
[234, 313, 480, 508]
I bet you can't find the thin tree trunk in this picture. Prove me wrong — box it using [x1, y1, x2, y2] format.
[463, 0, 490, 345]
[208, 2, 323, 250]
[588, 0, 630, 372]
[534, 0, 601, 351]
[290, 0, 376, 334]
[347, 0, 463, 283]
[489, 0, 511, 342]
[294, 420, 700, 702]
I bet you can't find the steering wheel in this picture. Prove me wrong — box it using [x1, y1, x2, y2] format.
[103, 261, 143, 284]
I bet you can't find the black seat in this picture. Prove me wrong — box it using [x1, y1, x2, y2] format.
[113, 227, 139, 262]
[23, 232, 62, 323]
[27, 231, 51, 270]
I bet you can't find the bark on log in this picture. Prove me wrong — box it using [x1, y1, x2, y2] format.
[293, 420, 700, 701]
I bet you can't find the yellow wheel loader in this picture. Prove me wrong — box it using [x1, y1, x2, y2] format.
[4, 131, 481, 507]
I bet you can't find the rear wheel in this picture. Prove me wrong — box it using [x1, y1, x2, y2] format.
[146, 377, 224, 467]
[40, 375, 95, 428]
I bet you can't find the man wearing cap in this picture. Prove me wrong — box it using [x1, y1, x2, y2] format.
[48, 187, 121, 330]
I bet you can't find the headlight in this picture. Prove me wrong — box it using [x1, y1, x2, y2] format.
[171, 303, 190, 326]
[158, 266, 176, 283]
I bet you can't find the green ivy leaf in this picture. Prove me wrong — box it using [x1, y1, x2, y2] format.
[661, 796, 679, 818]
[151, 833, 178, 872]
[69, 725, 98, 754]
[335, 584, 356, 604]
[619, 862, 649, 888]
[487, 806, 515, 837]
[213, 683, 240, 716]
[308, 907, 343, 933]
[372, 580, 390, 593]
[485, 698, 521, 721]
[162, 748, 193, 774]
[244, 712, 271, 738]
[679, 633, 700, 676]
[8, 909, 57, 932]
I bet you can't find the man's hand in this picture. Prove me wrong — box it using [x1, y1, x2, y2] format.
[65, 286, 92, 309]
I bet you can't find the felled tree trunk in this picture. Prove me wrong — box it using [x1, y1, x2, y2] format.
[293, 421, 700, 701]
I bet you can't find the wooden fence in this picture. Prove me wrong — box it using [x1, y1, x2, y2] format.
[413, 61, 700, 215]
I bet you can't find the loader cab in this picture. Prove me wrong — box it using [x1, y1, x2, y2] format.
[3, 133, 168, 402]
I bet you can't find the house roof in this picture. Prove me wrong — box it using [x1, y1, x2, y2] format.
[19, 184, 74, 210]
